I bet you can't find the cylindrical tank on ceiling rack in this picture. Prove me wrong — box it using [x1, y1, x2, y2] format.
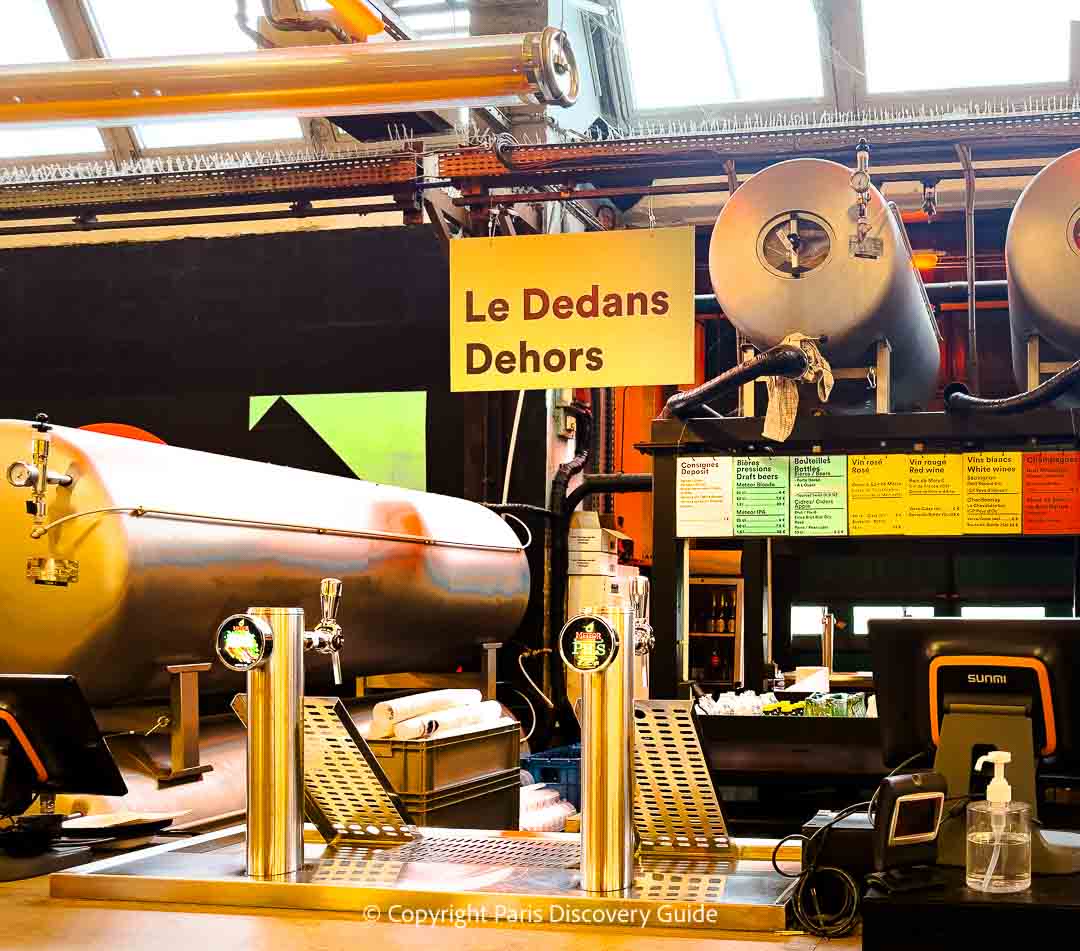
[0, 28, 577, 129]
[0, 421, 530, 706]
[1006, 148, 1080, 389]
[708, 158, 941, 411]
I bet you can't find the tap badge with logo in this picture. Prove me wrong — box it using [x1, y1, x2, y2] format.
[559, 614, 619, 674]
[215, 613, 272, 671]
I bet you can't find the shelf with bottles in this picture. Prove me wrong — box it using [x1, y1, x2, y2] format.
[685, 575, 743, 686]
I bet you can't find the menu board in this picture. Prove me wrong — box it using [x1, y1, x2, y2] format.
[1022, 452, 1080, 534]
[963, 452, 1022, 534]
[676, 456, 733, 538]
[906, 454, 964, 535]
[674, 450, 1080, 539]
[734, 457, 790, 535]
[848, 454, 907, 535]
[790, 455, 848, 536]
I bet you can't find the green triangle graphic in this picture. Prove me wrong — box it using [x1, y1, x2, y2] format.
[282, 392, 426, 491]
[249, 395, 280, 430]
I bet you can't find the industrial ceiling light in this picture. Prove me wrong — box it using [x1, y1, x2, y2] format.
[0, 28, 578, 129]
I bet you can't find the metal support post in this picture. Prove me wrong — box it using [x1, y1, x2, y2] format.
[157, 663, 213, 786]
[1027, 334, 1041, 392]
[957, 144, 979, 394]
[737, 340, 757, 417]
[481, 641, 502, 700]
[874, 338, 892, 414]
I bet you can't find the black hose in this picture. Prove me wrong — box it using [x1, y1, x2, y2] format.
[564, 473, 652, 515]
[548, 463, 653, 744]
[547, 402, 593, 740]
[662, 344, 808, 419]
[944, 358, 1080, 414]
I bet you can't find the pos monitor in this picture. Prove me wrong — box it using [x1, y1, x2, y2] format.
[869, 618, 1080, 874]
[0, 675, 126, 816]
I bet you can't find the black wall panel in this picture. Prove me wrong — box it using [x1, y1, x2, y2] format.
[0, 225, 468, 498]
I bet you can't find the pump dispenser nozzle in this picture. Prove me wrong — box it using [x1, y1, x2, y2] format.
[975, 750, 1013, 806]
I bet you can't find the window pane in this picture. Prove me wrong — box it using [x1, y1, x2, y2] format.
[304, 1, 469, 38]
[620, 0, 824, 110]
[90, 0, 302, 148]
[791, 605, 825, 636]
[863, 0, 1077, 93]
[0, 0, 104, 158]
[854, 605, 934, 636]
[961, 606, 1047, 620]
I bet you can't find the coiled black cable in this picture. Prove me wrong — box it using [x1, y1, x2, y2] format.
[771, 800, 871, 938]
[945, 357, 1080, 414]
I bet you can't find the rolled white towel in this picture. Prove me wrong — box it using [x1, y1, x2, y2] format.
[363, 719, 395, 740]
[393, 700, 503, 740]
[372, 689, 483, 726]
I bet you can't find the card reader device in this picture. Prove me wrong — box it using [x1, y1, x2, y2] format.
[872, 770, 947, 872]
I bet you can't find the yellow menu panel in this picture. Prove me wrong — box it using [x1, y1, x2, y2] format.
[963, 452, 1022, 534]
[848, 454, 907, 535]
[906, 454, 964, 535]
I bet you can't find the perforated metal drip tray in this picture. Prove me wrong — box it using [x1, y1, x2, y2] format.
[51, 826, 794, 934]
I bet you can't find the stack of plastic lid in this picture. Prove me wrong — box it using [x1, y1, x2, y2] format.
[520, 782, 577, 832]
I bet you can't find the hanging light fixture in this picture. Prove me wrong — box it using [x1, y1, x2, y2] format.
[0, 28, 577, 129]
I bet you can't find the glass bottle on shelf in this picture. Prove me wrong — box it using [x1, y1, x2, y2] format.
[708, 592, 720, 633]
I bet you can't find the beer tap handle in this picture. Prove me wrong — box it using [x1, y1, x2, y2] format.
[319, 578, 344, 686]
[320, 578, 342, 625]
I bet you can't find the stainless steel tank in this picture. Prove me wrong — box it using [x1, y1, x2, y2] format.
[0, 420, 529, 705]
[709, 158, 941, 410]
[1007, 148, 1080, 388]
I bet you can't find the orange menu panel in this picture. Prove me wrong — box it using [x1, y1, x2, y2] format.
[1023, 452, 1080, 534]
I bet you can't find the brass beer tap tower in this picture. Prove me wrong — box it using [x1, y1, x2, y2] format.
[559, 580, 652, 894]
[215, 579, 345, 879]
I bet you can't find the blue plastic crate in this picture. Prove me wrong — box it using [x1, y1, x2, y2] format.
[521, 743, 581, 810]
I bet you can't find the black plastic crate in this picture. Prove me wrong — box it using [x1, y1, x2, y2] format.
[521, 743, 581, 810]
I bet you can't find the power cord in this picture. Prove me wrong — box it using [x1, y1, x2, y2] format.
[773, 751, 939, 937]
[771, 800, 871, 938]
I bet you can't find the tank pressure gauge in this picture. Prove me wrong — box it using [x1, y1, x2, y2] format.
[216, 613, 274, 671]
[6, 460, 37, 489]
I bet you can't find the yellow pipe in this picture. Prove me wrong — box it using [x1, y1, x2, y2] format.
[326, 0, 385, 38]
[0, 29, 577, 129]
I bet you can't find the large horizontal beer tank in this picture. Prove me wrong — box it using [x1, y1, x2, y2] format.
[709, 158, 941, 410]
[0, 421, 529, 705]
[1006, 148, 1080, 389]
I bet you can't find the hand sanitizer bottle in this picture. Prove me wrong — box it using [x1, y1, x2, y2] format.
[966, 751, 1031, 893]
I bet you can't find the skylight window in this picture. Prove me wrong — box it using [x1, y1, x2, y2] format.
[862, 0, 1077, 93]
[620, 0, 824, 111]
[89, 0, 303, 148]
[305, 1, 470, 38]
[0, 0, 104, 159]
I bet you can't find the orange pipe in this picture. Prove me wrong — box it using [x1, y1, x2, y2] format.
[0, 29, 577, 129]
[326, 0, 385, 37]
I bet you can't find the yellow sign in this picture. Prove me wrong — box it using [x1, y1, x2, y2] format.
[907, 454, 964, 535]
[963, 452, 1022, 534]
[449, 227, 695, 392]
[848, 454, 907, 535]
